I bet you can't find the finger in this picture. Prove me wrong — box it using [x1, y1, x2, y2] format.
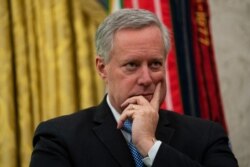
[150, 82, 161, 110]
[121, 97, 140, 109]
[121, 96, 147, 109]
[117, 106, 134, 129]
[117, 119, 125, 129]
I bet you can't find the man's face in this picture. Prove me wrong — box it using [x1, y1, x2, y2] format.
[96, 25, 167, 113]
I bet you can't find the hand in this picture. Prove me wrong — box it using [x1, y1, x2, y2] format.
[117, 83, 161, 156]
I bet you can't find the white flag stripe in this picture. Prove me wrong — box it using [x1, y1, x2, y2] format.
[111, 0, 122, 12]
[154, 0, 163, 22]
[132, 0, 139, 9]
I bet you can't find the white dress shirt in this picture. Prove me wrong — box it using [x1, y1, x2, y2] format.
[106, 95, 162, 167]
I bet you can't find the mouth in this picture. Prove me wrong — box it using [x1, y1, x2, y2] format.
[131, 93, 153, 101]
[142, 94, 153, 101]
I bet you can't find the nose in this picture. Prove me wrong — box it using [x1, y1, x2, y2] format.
[137, 66, 153, 86]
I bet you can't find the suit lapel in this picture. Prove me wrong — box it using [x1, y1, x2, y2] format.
[92, 98, 135, 167]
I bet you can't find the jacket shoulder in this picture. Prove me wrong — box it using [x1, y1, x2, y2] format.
[159, 110, 227, 141]
[32, 106, 99, 146]
[160, 110, 222, 128]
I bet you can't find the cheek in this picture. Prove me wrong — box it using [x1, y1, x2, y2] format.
[153, 71, 166, 83]
[108, 70, 136, 94]
[120, 77, 137, 92]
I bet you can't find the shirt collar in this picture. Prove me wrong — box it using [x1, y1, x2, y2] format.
[106, 94, 120, 123]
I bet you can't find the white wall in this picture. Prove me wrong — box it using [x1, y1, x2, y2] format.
[210, 1, 250, 166]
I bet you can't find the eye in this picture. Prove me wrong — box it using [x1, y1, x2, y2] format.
[150, 61, 163, 69]
[125, 62, 138, 71]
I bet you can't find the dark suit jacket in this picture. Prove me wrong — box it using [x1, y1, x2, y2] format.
[30, 97, 238, 167]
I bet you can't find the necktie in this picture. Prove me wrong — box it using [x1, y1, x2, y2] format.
[123, 120, 145, 167]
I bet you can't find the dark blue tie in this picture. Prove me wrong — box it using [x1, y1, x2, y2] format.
[123, 120, 145, 167]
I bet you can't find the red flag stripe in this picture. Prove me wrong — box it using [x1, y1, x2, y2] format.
[159, 0, 184, 113]
[189, 0, 227, 130]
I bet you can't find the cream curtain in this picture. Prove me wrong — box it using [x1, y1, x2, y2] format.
[0, 0, 106, 167]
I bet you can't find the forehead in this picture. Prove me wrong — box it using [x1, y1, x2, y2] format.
[110, 26, 165, 58]
[114, 26, 164, 48]
[114, 25, 162, 40]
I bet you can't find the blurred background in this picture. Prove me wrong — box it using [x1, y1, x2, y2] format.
[210, 0, 250, 166]
[0, 0, 249, 167]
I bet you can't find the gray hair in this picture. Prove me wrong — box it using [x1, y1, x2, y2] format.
[95, 8, 170, 62]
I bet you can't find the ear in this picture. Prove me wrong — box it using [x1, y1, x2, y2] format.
[96, 56, 107, 80]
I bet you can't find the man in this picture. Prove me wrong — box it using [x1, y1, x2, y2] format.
[30, 9, 238, 167]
